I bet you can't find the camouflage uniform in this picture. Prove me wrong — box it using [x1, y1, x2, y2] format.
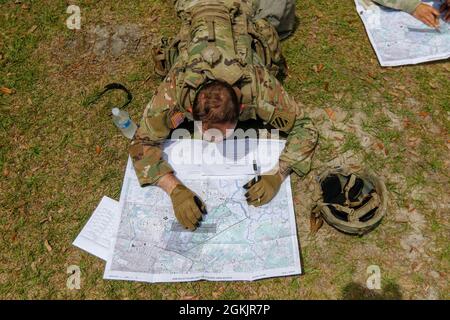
[130, 0, 318, 187]
[369, 0, 421, 13]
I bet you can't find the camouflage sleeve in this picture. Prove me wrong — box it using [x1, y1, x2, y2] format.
[254, 67, 319, 177]
[372, 0, 421, 13]
[129, 73, 182, 186]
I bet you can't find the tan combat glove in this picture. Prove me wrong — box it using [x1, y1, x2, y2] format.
[244, 173, 283, 207]
[170, 185, 207, 230]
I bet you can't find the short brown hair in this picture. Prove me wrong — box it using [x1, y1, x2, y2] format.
[193, 81, 239, 124]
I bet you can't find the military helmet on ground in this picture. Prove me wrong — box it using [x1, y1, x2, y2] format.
[311, 167, 387, 236]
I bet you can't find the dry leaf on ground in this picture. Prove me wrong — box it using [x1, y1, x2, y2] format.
[0, 87, 15, 95]
[44, 240, 53, 252]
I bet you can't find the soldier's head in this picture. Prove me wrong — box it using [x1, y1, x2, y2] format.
[193, 81, 239, 142]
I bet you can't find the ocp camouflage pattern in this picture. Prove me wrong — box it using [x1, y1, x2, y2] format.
[130, 0, 318, 186]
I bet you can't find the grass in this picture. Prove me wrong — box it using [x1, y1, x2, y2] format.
[1, 0, 449, 299]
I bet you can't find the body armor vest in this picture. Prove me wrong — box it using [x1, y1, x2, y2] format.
[153, 0, 282, 119]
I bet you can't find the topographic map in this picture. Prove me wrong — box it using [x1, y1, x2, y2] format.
[355, 0, 450, 66]
[104, 140, 301, 283]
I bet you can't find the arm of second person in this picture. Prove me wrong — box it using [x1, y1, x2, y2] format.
[373, 0, 440, 28]
[372, 0, 421, 13]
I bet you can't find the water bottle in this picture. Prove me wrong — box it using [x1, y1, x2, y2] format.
[112, 108, 137, 139]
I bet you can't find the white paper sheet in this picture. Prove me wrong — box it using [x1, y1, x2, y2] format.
[73, 196, 120, 261]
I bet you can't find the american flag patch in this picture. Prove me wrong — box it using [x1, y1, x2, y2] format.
[170, 111, 185, 128]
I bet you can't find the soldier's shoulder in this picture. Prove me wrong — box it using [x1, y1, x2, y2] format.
[145, 76, 179, 115]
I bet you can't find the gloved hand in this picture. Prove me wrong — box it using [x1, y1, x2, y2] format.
[169, 184, 207, 230]
[243, 173, 283, 207]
